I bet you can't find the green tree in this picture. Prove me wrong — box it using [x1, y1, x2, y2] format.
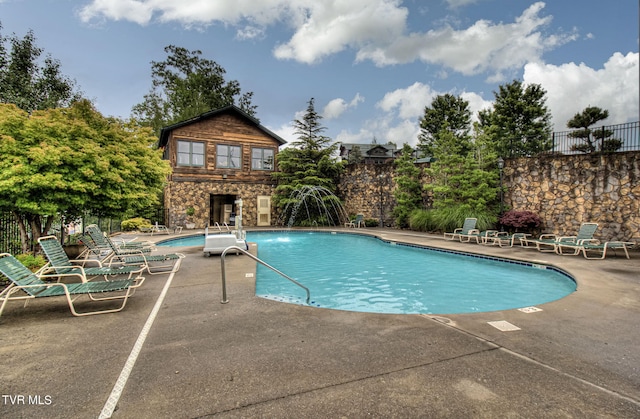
[567, 106, 620, 153]
[0, 23, 82, 112]
[425, 131, 499, 213]
[418, 93, 472, 157]
[392, 143, 423, 228]
[479, 80, 552, 157]
[273, 98, 344, 225]
[0, 101, 171, 253]
[132, 45, 257, 135]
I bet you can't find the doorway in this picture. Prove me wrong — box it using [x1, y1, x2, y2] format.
[210, 194, 237, 226]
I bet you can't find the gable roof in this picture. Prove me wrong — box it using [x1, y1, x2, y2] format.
[340, 143, 397, 158]
[158, 105, 287, 148]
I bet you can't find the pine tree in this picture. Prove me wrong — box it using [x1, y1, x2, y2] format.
[272, 98, 344, 225]
[392, 144, 423, 228]
[479, 80, 553, 157]
[418, 94, 472, 157]
[567, 106, 620, 153]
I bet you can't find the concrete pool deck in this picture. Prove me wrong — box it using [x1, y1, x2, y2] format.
[0, 228, 638, 418]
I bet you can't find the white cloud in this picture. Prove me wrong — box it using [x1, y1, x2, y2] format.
[335, 115, 419, 147]
[357, 2, 577, 80]
[460, 91, 493, 124]
[523, 52, 639, 129]
[78, 1, 576, 79]
[323, 93, 364, 119]
[269, 121, 297, 146]
[377, 82, 436, 120]
[446, 0, 478, 9]
[273, 0, 408, 64]
[236, 25, 266, 40]
[79, 0, 297, 27]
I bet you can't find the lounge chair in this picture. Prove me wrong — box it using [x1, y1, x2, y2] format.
[0, 253, 144, 318]
[345, 214, 365, 228]
[460, 230, 499, 244]
[78, 235, 185, 275]
[485, 232, 532, 247]
[556, 240, 633, 259]
[151, 222, 170, 236]
[86, 224, 155, 254]
[522, 223, 599, 252]
[38, 236, 147, 281]
[444, 218, 477, 241]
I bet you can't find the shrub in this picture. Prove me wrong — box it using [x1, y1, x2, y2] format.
[364, 218, 379, 227]
[121, 217, 152, 231]
[499, 210, 542, 232]
[408, 207, 497, 233]
[430, 206, 497, 233]
[16, 253, 47, 272]
[409, 209, 436, 232]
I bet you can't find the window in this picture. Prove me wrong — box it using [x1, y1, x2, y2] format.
[177, 140, 205, 167]
[217, 144, 241, 169]
[251, 148, 274, 170]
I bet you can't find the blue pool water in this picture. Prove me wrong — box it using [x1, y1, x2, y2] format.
[158, 231, 576, 314]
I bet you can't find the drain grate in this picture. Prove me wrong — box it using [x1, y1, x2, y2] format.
[488, 320, 521, 331]
[518, 306, 542, 313]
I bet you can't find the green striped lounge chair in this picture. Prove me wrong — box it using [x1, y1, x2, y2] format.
[38, 236, 147, 281]
[0, 253, 144, 319]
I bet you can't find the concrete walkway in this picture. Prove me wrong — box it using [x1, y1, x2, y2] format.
[0, 228, 638, 418]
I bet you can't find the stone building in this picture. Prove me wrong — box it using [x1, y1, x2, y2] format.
[158, 105, 286, 229]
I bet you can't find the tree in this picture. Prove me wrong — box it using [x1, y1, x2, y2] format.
[272, 98, 344, 225]
[566, 106, 621, 153]
[479, 80, 553, 157]
[425, 131, 499, 213]
[0, 101, 171, 253]
[0, 23, 83, 112]
[132, 45, 257, 135]
[418, 94, 472, 157]
[392, 144, 423, 228]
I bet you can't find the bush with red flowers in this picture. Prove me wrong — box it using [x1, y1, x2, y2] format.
[499, 210, 542, 232]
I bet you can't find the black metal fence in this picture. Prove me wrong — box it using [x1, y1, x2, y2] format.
[551, 121, 639, 155]
[0, 209, 167, 255]
[0, 213, 27, 255]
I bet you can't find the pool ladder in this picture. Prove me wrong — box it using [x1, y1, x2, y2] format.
[219, 246, 311, 305]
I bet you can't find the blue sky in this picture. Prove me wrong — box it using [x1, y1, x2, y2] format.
[1, 0, 638, 146]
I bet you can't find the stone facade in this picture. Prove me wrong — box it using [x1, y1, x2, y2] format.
[165, 181, 276, 229]
[503, 151, 639, 242]
[337, 162, 432, 226]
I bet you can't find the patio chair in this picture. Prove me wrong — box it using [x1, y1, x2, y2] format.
[484, 232, 532, 247]
[460, 230, 499, 244]
[345, 214, 365, 228]
[522, 222, 599, 252]
[78, 235, 185, 275]
[443, 218, 477, 241]
[37, 236, 147, 281]
[151, 222, 170, 236]
[0, 253, 144, 318]
[556, 240, 633, 259]
[85, 224, 155, 254]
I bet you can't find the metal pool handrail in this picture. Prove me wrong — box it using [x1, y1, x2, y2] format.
[220, 246, 311, 305]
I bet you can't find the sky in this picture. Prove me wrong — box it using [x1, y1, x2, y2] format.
[1, 0, 638, 146]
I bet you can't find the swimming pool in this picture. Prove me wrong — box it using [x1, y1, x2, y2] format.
[159, 231, 576, 314]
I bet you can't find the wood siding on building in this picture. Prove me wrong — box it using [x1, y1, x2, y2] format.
[167, 113, 279, 184]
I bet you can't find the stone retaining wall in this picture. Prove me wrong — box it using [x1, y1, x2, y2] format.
[503, 152, 639, 242]
[337, 151, 639, 242]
